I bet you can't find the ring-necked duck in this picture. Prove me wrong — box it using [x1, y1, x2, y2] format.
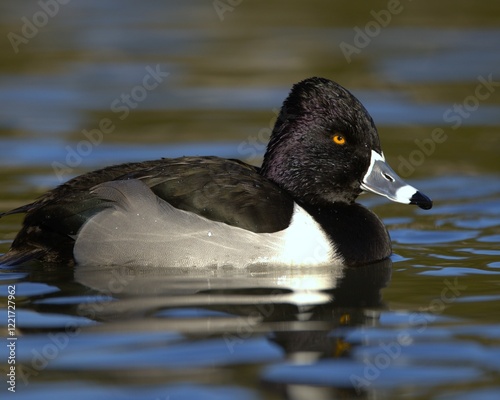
[0, 77, 432, 268]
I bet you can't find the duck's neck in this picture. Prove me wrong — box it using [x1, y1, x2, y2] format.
[260, 126, 295, 184]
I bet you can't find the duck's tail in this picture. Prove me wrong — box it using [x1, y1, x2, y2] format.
[0, 248, 46, 266]
[0, 202, 71, 266]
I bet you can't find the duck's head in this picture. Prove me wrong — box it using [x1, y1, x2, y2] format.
[261, 77, 432, 210]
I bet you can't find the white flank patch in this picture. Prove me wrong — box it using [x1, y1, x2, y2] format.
[74, 180, 338, 268]
[269, 204, 336, 266]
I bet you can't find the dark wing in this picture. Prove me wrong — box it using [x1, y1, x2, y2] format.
[0, 156, 294, 265]
[128, 157, 294, 233]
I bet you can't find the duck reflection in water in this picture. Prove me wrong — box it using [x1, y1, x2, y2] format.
[67, 258, 392, 397]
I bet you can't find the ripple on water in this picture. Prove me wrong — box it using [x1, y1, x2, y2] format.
[451, 217, 500, 229]
[419, 267, 500, 277]
[478, 234, 500, 243]
[261, 359, 481, 389]
[391, 229, 479, 245]
[0, 282, 59, 297]
[8, 382, 260, 400]
[0, 309, 95, 330]
[43, 336, 283, 371]
[439, 388, 500, 400]
[352, 341, 500, 370]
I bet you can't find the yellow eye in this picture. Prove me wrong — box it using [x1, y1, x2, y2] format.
[332, 134, 346, 145]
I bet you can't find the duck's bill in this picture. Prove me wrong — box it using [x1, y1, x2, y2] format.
[360, 150, 433, 210]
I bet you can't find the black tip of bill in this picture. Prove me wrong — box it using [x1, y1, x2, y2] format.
[410, 191, 433, 210]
